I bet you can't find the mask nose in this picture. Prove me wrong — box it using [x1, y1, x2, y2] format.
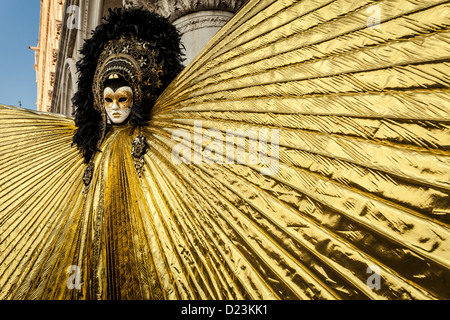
[112, 101, 120, 111]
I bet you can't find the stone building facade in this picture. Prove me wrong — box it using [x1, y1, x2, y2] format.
[33, 0, 245, 116]
[51, 0, 123, 115]
[30, 0, 65, 112]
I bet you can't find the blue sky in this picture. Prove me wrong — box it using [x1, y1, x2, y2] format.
[0, 1, 41, 110]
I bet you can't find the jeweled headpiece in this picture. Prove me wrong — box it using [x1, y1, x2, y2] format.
[92, 36, 164, 114]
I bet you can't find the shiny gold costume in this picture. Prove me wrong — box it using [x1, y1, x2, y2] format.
[1, 0, 449, 300]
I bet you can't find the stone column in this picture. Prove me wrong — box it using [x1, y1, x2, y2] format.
[123, 0, 245, 65]
[173, 10, 234, 64]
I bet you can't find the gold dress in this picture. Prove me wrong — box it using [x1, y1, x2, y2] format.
[1, 0, 449, 300]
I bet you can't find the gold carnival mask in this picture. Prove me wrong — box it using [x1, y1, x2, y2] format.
[103, 86, 133, 124]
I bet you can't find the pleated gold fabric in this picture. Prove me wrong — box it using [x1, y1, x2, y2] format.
[1, 0, 450, 300]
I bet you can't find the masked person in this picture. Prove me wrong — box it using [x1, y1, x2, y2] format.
[1, 1, 449, 300]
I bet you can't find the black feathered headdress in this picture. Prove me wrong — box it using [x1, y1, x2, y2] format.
[72, 8, 184, 164]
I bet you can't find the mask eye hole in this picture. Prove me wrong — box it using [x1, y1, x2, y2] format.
[119, 97, 128, 103]
[105, 98, 113, 103]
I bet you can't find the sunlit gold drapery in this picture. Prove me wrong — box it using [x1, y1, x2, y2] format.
[1, 0, 449, 299]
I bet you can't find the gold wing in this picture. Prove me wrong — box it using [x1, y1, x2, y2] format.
[0, 105, 86, 299]
[146, 0, 450, 299]
[1, 0, 449, 300]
